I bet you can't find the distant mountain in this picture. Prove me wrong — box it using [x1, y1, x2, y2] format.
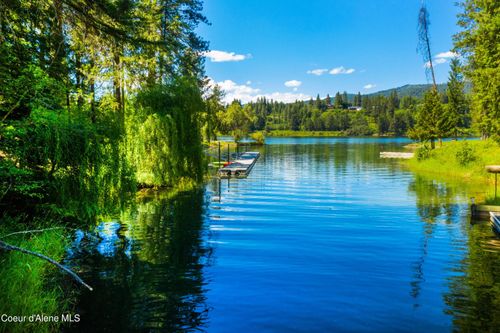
[309, 83, 471, 105]
[366, 83, 447, 99]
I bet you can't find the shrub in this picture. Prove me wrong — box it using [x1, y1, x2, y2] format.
[250, 131, 265, 145]
[416, 145, 432, 161]
[455, 142, 476, 166]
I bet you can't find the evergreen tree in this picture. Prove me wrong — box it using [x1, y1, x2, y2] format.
[342, 91, 349, 107]
[410, 88, 443, 148]
[454, 0, 500, 141]
[356, 92, 362, 107]
[334, 92, 343, 109]
[446, 57, 469, 138]
[325, 94, 331, 107]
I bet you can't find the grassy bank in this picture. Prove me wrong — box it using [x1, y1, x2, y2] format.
[0, 221, 72, 333]
[267, 130, 344, 137]
[407, 140, 500, 202]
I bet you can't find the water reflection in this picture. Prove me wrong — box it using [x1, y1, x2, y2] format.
[408, 176, 459, 307]
[445, 221, 500, 331]
[408, 174, 500, 330]
[65, 190, 210, 332]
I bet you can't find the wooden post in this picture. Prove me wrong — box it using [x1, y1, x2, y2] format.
[227, 143, 230, 162]
[486, 165, 500, 200]
[218, 141, 221, 166]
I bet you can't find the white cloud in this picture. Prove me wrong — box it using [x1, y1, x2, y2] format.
[208, 78, 310, 104]
[364, 84, 376, 89]
[203, 50, 250, 62]
[424, 51, 460, 68]
[284, 80, 302, 88]
[329, 66, 355, 75]
[424, 57, 447, 68]
[258, 92, 311, 103]
[246, 80, 252, 85]
[307, 68, 328, 76]
[435, 51, 459, 59]
[293, 87, 298, 92]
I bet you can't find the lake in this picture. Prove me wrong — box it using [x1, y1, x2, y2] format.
[66, 137, 500, 332]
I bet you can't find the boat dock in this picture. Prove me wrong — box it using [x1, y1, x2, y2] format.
[491, 212, 500, 233]
[218, 152, 260, 178]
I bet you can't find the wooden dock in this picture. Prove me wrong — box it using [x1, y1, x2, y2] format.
[471, 204, 500, 219]
[218, 152, 260, 178]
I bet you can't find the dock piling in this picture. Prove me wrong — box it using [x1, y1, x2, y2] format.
[218, 141, 221, 166]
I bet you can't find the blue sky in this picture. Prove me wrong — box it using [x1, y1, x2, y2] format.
[197, 0, 461, 103]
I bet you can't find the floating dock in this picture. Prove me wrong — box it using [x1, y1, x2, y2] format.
[491, 212, 500, 233]
[218, 152, 260, 178]
[380, 152, 414, 159]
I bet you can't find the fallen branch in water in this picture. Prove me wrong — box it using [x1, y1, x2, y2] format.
[0, 240, 93, 291]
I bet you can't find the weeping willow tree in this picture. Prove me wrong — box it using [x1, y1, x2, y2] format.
[126, 79, 205, 188]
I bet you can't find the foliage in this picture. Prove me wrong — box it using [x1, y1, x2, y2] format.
[250, 131, 265, 145]
[455, 141, 476, 166]
[127, 79, 205, 187]
[0, 219, 71, 333]
[446, 58, 470, 136]
[409, 88, 444, 148]
[203, 84, 224, 142]
[408, 139, 500, 183]
[0, 0, 209, 320]
[218, 101, 255, 143]
[454, 0, 500, 142]
[415, 145, 432, 161]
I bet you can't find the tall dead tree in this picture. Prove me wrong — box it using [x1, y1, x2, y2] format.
[418, 2, 437, 89]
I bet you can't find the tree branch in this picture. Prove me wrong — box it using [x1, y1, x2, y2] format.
[0, 227, 68, 240]
[0, 240, 93, 291]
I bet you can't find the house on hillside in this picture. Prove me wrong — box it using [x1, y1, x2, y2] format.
[348, 106, 363, 111]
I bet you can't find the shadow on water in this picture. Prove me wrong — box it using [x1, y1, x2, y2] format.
[64, 189, 212, 332]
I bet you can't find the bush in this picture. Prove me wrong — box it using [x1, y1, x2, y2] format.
[250, 131, 265, 145]
[416, 145, 432, 161]
[455, 142, 476, 166]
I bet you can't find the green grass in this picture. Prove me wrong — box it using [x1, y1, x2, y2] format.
[0, 221, 71, 333]
[267, 130, 344, 137]
[407, 139, 500, 191]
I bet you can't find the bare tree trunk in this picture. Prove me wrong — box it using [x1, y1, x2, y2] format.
[418, 4, 437, 89]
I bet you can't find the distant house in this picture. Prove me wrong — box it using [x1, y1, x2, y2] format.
[348, 106, 363, 111]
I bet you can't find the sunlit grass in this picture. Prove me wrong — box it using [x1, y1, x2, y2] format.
[407, 139, 500, 185]
[0, 221, 71, 333]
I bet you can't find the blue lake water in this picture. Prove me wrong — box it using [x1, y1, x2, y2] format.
[67, 137, 500, 332]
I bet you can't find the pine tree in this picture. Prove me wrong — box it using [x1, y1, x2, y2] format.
[334, 92, 343, 109]
[342, 91, 349, 107]
[446, 57, 469, 138]
[410, 88, 443, 149]
[454, 0, 500, 141]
